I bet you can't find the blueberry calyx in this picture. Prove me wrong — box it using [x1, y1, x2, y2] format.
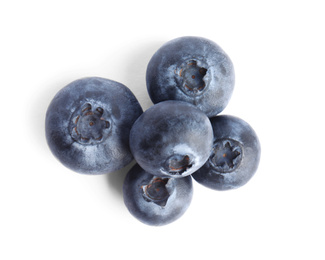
[167, 154, 192, 175]
[209, 139, 242, 173]
[70, 103, 111, 145]
[142, 178, 170, 207]
[176, 60, 208, 97]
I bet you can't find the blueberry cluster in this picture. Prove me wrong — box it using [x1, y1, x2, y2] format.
[46, 36, 261, 226]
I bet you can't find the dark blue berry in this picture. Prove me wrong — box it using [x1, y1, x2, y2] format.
[192, 115, 261, 190]
[45, 77, 143, 174]
[123, 164, 193, 226]
[129, 100, 213, 178]
[146, 36, 235, 117]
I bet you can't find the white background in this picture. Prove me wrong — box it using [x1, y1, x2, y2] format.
[1, 1, 324, 259]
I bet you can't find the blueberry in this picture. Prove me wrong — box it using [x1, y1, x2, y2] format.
[192, 115, 261, 190]
[146, 36, 235, 117]
[129, 100, 214, 178]
[45, 77, 143, 174]
[123, 164, 193, 226]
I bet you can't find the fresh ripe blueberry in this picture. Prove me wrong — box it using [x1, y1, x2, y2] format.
[146, 36, 235, 117]
[192, 115, 261, 190]
[129, 100, 214, 178]
[123, 164, 193, 226]
[45, 77, 143, 174]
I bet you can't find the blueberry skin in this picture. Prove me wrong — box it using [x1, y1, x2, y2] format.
[146, 36, 235, 117]
[192, 115, 261, 190]
[123, 164, 193, 226]
[129, 100, 214, 178]
[45, 77, 143, 174]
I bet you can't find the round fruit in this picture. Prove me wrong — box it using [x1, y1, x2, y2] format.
[192, 115, 261, 190]
[123, 164, 193, 226]
[146, 36, 235, 117]
[129, 100, 213, 178]
[45, 77, 143, 174]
